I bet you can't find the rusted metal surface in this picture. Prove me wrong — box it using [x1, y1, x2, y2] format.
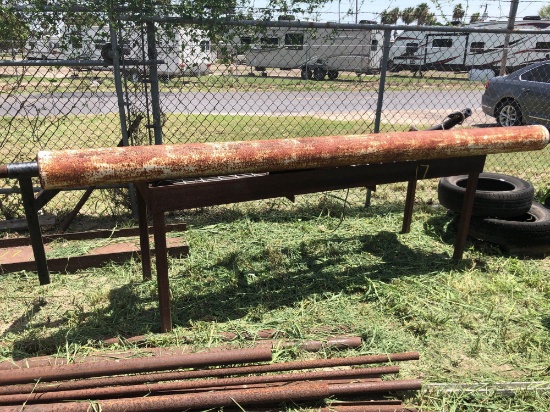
[0, 347, 272, 385]
[0, 353, 411, 394]
[37, 126, 549, 190]
[0, 379, 421, 411]
[0, 367, 397, 403]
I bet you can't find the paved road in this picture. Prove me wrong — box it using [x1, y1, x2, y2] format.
[0, 90, 485, 118]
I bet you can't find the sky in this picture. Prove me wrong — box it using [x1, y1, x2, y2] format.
[246, 0, 546, 24]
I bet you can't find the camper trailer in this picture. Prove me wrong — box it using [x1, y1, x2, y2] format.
[24, 26, 215, 77]
[389, 16, 550, 74]
[239, 22, 383, 80]
[24, 35, 63, 60]
[155, 28, 215, 77]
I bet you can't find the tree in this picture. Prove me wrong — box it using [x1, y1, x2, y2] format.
[0, 5, 30, 50]
[380, 7, 400, 25]
[539, 4, 550, 18]
[400, 7, 415, 25]
[452, 4, 465, 22]
[470, 12, 480, 23]
[414, 3, 431, 25]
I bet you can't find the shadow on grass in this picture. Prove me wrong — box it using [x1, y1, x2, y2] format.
[7, 200, 469, 357]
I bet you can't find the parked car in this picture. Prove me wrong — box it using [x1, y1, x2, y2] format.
[482, 60, 550, 127]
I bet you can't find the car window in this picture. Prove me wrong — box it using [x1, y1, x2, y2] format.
[521, 64, 550, 83]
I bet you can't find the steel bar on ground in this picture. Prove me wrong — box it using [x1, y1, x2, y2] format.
[0, 366, 398, 403]
[0, 352, 417, 394]
[36, 126, 549, 190]
[0, 347, 272, 385]
[0, 379, 422, 411]
[0, 365, 398, 396]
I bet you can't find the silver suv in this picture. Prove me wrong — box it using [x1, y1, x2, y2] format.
[482, 61, 550, 127]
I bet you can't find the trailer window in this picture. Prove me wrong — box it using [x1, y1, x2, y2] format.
[240, 36, 252, 45]
[535, 42, 550, 51]
[521, 64, 550, 83]
[260, 37, 278, 49]
[285, 33, 304, 50]
[200, 41, 210, 53]
[371, 39, 378, 52]
[405, 42, 418, 55]
[432, 38, 452, 47]
[470, 42, 485, 54]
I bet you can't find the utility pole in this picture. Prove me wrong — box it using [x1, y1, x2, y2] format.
[499, 0, 519, 76]
[356, 0, 358, 23]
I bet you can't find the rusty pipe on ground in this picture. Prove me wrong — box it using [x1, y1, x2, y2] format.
[0, 336, 361, 372]
[0, 347, 272, 386]
[0, 366, 398, 403]
[0, 352, 417, 394]
[0, 379, 422, 411]
[35, 126, 549, 190]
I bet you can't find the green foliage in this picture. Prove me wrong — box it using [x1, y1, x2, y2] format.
[400, 7, 416, 25]
[470, 12, 480, 23]
[0, 4, 30, 50]
[380, 7, 400, 25]
[452, 3, 465, 21]
[540, 4, 550, 19]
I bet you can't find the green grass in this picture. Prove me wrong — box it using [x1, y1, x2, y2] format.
[0, 194, 548, 411]
[0, 67, 486, 95]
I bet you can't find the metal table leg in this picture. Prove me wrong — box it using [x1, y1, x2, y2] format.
[19, 177, 50, 285]
[453, 172, 480, 260]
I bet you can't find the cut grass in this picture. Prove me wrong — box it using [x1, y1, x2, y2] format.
[0, 193, 548, 411]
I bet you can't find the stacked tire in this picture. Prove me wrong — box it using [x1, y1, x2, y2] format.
[437, 172, 550, 256]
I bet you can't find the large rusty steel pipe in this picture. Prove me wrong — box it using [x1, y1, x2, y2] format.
[36, 126, 549, 190]
[0, 366, 399, 403]
[0, 347, 272, 386]
[0, 379, 422, 411]
[0, 352, 416, 394]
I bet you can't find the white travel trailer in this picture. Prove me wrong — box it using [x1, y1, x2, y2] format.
[24, 35, 63, 60]
[25, 26, 215, 77]
[239, 23, 383, 80]
[389, 16, 550, 74]
[154, 28, 216, 77]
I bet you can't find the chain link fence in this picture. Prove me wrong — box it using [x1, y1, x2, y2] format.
[1, 15, 549, 233]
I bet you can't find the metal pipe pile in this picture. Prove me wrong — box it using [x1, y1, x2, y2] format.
[0, 347, 421, 411]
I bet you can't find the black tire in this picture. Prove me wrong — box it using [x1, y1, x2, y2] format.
[313, 67, 326, 81]
[495, 99, 523, 126]
[438, 172, 534, 217]
[327, 70, 338, 80]
[467, 202, 550, 255]
[300, 67, 312, 80]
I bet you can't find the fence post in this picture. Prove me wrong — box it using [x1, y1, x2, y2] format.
[109, 21, 138, 218]
[499, 0, 519, 76]
[366, 27, 392, 207]
[146, 21, 163, 146]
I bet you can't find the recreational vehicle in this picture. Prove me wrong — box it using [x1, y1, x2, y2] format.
[24, 35, 63, 60]
[24, 26, 215, 77]
[389, 16, 550, 74]
[155, 28, 215, 77]
[239, 23, 383, 80]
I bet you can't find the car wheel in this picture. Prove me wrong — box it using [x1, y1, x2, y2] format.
[466, 202, 550, 256]
[496, 100, 523, 126]
[438, 172, 534, 217]
[300, 67, 312, 80]
[327, 70, 338, 80]
[313, 67, 326, 81]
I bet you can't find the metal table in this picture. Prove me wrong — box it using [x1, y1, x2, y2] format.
[136, 155, 486, 332]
